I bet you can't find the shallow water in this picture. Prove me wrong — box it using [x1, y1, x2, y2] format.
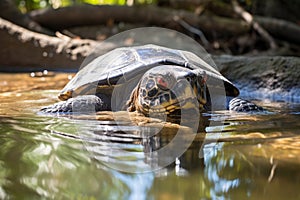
[0, 73, 300, 199]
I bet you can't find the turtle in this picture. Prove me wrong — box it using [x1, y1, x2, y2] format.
[41, 44, 263, 116]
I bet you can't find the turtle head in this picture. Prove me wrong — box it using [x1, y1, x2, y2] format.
[128, 65, 209, 116]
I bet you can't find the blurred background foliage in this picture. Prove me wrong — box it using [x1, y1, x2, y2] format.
[15, 0, 157, 11]
[14, 0, 254, 12]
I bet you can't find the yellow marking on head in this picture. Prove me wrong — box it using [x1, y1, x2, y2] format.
[181, 101, 197, 109]
[58, 90, 73, 101]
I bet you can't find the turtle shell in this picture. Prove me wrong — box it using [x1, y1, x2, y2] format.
[60, 44, 239, 99]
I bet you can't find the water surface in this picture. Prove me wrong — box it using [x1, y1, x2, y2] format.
[0, 73, 299, 199]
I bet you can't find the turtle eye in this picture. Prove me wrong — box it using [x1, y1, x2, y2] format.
[146, 79, 155, 90]
[156, 76, 169, 90]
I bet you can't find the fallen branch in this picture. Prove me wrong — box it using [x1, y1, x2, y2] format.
[29, 4, 250, 37]
[231, 0, 277, 50]
[173, 16, 210, 49]
[0, 17, 102, 71]
[28, 4, 300, 47]
[255, 16, 300, 44]
[207, 0, 300, 45]
[0, 0, 54, 35]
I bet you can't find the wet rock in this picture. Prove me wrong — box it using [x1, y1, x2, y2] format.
[214, 56, 300, 102]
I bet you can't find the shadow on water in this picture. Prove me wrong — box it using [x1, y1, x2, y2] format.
[0, 73, 300, 199]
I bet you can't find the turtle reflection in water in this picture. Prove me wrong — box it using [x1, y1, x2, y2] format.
[41, 44, 263, 119]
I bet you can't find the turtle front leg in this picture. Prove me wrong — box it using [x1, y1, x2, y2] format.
[40, 95, 111, 113]
[229, 97, 264, 112]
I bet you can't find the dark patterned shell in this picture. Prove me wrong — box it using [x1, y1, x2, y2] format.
[60, 44, 239, 97]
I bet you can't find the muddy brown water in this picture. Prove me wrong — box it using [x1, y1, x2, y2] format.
[0, 73, 299, 199]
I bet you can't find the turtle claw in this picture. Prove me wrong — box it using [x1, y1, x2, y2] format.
[40, 100, 73, 113]
[40, 95, 110, 114]
[229, 97, 264, 112]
